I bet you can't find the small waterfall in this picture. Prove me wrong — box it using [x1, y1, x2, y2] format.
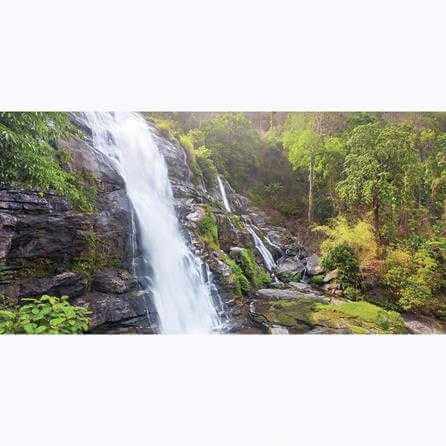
[217, 175, 231, 212]
[81, 112, 222, 334]
[246, 225, 276, 271]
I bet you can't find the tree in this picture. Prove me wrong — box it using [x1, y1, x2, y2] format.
[200, 113, 262, 190]
[337, 122, 419, 242]
[283, 113, 345, 224]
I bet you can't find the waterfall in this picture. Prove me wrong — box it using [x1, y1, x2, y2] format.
[81, 112, 222, 334]
[217, 175, 231, 212]
[246, 225, 276, 272]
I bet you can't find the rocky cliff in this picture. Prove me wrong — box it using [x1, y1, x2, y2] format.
[1, 117, 432, 334]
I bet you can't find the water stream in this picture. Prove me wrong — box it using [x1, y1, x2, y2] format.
[217, 175, 232, 212]
[246, 225, 276, 272]
[81, 112, 222, 334]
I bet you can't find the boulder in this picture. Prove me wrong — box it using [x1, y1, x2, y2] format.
[276, 257, 305, 275]
[2, 272, 87, 305]
[256, 288, 329, 302]
[0, 213, 17, 259]
[72, 291, 147, 329]
[305, 254, 324, 275]
[289, 281, 320, 294]
[229, 247, 244, 260]
[323, 269, 339, 283]
[92, 268, 137, 294]
[186, 207, 206, 223]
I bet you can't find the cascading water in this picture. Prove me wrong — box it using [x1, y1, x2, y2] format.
[246, 225, 276, 272]
[217, 175, 231, 212]
[81, 112, 222, 334]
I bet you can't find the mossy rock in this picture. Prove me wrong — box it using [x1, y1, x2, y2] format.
[250, 295, 407, 334]
[309, 274, 325, 286]
[312, 301, 407, 334]
[221, 253, 250, 296]
[277, 271, 302, 283]
[238, 248, 271, 288]
[197, 206, 220, 251]
[251, 296, 324, 333]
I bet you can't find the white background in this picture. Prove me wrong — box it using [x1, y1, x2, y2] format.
[1, 1, 445, 445]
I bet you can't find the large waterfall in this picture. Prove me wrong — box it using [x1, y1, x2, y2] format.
[82, 112, 222, 334]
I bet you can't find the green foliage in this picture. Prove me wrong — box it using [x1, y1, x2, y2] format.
[222, 254, 251, 296]
[314, 216, 377, 265]
[314, 301, 406, 334]
[0, 295, 90, 334]
[309, 274, 325, 286]
[383, 242, 445, 312]
[198, 207, 220, 251]
[200, 113, 262, 190]
[337, 122, 420, 240]
[321, 244, 361, 289]
[0, 112, 93, 210]
[194, 146, 218, 187]
[71, 231, 121, 282]
[238, 248, 271, 288]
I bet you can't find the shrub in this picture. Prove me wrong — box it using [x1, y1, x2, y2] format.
[0, 295, 90, 334]
[321, 244, 361, 289]
[222, 255, 250, 296]
[383, 244, 443, 312]
[195, 146, 218, 187]
[0, 112, 93, 210]
[314, 216, 377, 265]
[309, 274, 325, 286]
[238, 248, 271, 287]
[198, 207, 219, 251]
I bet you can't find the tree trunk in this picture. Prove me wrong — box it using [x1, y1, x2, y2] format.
[308, 161, 314, 224]
[372, 192, 381, 242]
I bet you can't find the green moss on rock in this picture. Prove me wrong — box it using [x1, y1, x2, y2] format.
[239, 248, 272, 288]
[312, 301, 407, 334]
[198, 207, 220, 251]
[222, 254, 250, 296]
[251, 296, 407, 334]
[71, 231, 121, 284]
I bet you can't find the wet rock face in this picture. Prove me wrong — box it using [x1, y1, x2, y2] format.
[2, 272, 87, 306]
[0, 135, 135, 331]
[92, 268, 137, 294]
[72, 291, 148, 331]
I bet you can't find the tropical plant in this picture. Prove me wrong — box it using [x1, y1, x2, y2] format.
[0, 295, 91, 334]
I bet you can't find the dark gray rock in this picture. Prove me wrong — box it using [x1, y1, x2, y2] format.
[72, 291, 147, 329]
[2, 272, 87, 305]
[305, 254, 324, 275]
[92, 268, 137, 294]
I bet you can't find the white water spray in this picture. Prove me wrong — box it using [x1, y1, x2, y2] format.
[247, 225, 276, 271]
[82, 112, 221, 334]
[217, 175, 231, 212]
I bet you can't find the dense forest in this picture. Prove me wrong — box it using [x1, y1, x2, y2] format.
[149, 111, 446, 317]
[0, 111, 445, 334]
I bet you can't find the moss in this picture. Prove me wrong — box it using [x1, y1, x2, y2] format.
[312, 301, 407, 334]
[266, 298, 319, 327]
[222, 254, 250, 296]
[228, 214, 244, 230]
[198, 207, 220, 251]
[278, 271, 302, 283]
[71, 231, 121, 284]
[252, 297, 407, 334]
[309, 274, 325, 286]
[239, 248, 272, 287]
[14, 258, 58, 279]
